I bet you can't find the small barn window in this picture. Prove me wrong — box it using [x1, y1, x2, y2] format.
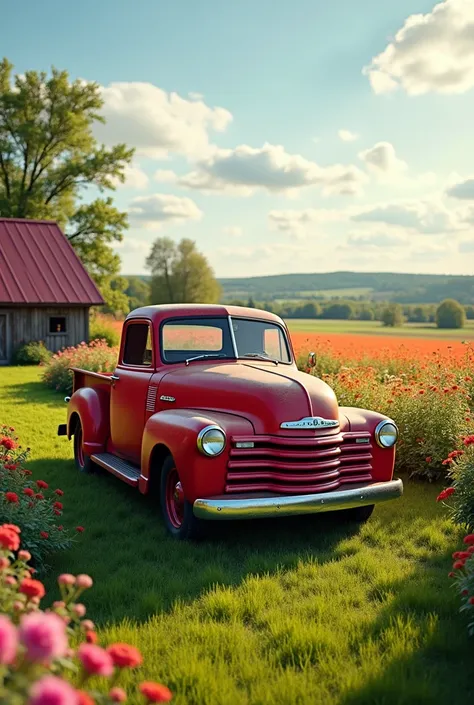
[49, 317, 67, 334]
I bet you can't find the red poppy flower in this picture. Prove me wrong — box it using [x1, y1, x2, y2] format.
[107, 643, 143, 668]
[5, 492, 19, 503]
[453, 560, 465, 570]
[19, 578, 46, 599]
[469, 597, 474, 605]
[36, 480, 49, 489]
[35, 493, 44, 500]
[77, 692, 95, 705]
[76, 526, 85, 533]
[40, 531, 49, 539]
[54, 489, 64, 496]
[463, 435, 474, 446]
[464, 534, 474, 545]
[23, 488, 34, 497]
[53, 502, 63, 510]
[0, 527, 20, 551]
[0, 437, 17, 450]
[139, 682, 173, 703]
[86, 630, 98, 644]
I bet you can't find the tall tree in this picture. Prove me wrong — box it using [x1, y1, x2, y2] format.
[146, 237, 221, 304]
[0, 58, 133, 310]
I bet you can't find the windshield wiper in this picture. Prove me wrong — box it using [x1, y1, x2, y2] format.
[185, 353, 230, 366]
[240, 353, 279, 366]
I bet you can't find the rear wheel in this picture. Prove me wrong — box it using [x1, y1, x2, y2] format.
[342, 504, 375, 523]
[73, 420, 95, 474]
[160, 456, 205, 540]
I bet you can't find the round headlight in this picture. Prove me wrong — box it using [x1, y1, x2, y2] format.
[375, 420, 398, 448]
[197, 425, 226, 456]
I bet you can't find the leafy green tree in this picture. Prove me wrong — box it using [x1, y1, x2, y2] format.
[321, 302, 354, 320]
[146, 237, 221, 304]
[465, 304, 474, 321]
[0, 58, 133, 310]
[247, 297, 256, 308]
[125, 276, 151, 311]
[359, 307, 375, 321]
[436, 299, 466, 329]
[381, 304, 404, 327]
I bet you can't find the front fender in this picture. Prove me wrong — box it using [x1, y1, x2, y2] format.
[67, 387, 110, 456]
[141, 410, 253, 501]
[340, 406, 396, 482]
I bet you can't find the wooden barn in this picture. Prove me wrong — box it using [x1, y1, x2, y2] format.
[0, 218, 104, 364]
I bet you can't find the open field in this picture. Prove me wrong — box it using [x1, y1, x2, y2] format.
[287, 319, 474, 339]
[1, 367, 472, 704]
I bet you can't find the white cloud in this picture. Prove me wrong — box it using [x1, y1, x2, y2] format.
[95, 82, 232, 159]
[115, 238, 150, 253]
[179, 143, 367, 196]
[446, 176, 474, 199]
[351, 198, 462, 234]
[268, 208, 344, 237]
[338, 129, 359, 142]
[358, 141, 407, 174]
[128, 193, 203, 229]
[111, 163, 149, 190]
[364, 0, 474, 95]
[154, 169, 178, 183]
[222, 226, 242, 237]
[347, 231, 409, 248]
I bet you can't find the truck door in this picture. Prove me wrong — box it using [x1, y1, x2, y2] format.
[110, 319, 154, 463]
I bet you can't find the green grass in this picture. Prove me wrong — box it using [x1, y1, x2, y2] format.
[286, 318, 474, 339]
[1, 367, 472, 704]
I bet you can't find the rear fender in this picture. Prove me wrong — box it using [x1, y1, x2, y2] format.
[340, 407, 396, 482]
[140, 410, 253, 500]
[67, 387, 110, 456]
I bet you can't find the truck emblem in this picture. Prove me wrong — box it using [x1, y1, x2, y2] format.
[280, 417, 339, 429]
[160, 395, 176, 403]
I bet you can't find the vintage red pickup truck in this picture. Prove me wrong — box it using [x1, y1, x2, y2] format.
[58, 304, 403, 539]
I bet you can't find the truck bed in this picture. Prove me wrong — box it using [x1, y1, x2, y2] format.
[71, 367, 113, 394]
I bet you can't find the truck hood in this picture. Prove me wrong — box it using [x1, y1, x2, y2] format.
[158, 362, 340, 435]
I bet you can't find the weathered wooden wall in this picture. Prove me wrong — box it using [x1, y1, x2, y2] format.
[0, 306, 90, 363]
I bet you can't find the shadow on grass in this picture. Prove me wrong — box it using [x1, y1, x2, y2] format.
[4, 378, 65, 408]
[338, 545, 472, 705]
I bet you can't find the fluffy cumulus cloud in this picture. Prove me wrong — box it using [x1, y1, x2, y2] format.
[179, 143, 367, 196]
[94, 81, 232, 159]
[446, 176, 474, 199]
[358, 142, 407, 174]
[347, 231, 409, 248]
[111, 163, 149, 189]
[364, 0, 474, 95]
[351, 199, 462, 234]
[128, 193, 203, 229]
[268, 208, 344, 237]
[338, 129, 359, 142]
[154, 169, 179, 183]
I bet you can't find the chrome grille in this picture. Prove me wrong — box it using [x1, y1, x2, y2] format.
[146, 385, 158, 412]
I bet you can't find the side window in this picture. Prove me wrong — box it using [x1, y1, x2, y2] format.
[122, 323, 153, 366]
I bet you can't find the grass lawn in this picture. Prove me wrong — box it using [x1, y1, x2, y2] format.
[1, 367, 472, 704]
[286, 319, 474, 340]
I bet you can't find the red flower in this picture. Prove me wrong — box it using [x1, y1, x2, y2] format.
[0, 437, 17, 450]
[139, 682, 173, 703]
[459, 551, 471, 559]
[77, 692, 95, 705]
[35, 493, 44, 500]
[57, 525, 63, 531]
[2, 524, 20, 534]
[442, 458, 453, 466]
[76, 526, 85, 533]
[53, 502, 63, 510]
[86, 630, 98, 644]
[4, 463, 19, 471]
[0, 527, 20, 551]
[448, 572, 455, 578]
[453, 560, 465, 570]
[36, 480, 49, 489]
[452, 551, 462, 559]
[40, 531, 49, 539]
[107, 643, 143, 668]
[23, 488, 34, 497]
[23, 469, 32, 476]
[19, 578, 46, 599]
[464, 534, 474, 545]
[469, 597, 474, 605]
[54, 489, 64, 497]
[425, 457, 432, 463]
[462, 589, 469, 596]
[463, 435, 474, 446]
[5, 492, 19, 504]
[436, 487, 455, 502]
[54, 509, 61, 516]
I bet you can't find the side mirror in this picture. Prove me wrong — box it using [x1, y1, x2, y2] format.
[307, 352, 316, 368]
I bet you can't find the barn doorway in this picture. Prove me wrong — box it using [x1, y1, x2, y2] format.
[0, 314, 7, 363]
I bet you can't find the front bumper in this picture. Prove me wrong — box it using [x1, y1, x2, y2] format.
[193, 478, 403, 520]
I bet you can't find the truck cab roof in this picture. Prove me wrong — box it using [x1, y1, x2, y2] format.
[126, 303, 285, 327]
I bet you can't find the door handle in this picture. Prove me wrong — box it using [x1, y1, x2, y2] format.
[111, 374, 120, 381]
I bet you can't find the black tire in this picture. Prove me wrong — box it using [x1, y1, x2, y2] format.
[160, 456, 206, 540]
[73, 419, 95, 474]
[342, 504, 375, 523]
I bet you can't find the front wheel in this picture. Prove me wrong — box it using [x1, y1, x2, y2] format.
[160, 456, 205, 540]
[73, 419, 95, 474]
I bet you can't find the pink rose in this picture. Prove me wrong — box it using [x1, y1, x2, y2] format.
[78, 643, 114, 676]
[0, 615, 17, 665]
[19, 612, 67, 663]
[29, 675, 77, 705]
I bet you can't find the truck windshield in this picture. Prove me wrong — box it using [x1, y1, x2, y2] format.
[161, 317, 291, 364]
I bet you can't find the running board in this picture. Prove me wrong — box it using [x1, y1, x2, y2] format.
[91, 453, 141, 486]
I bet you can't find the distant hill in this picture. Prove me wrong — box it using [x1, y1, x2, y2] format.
[216, 271, 474, 305]
[123, 271, 474, 305]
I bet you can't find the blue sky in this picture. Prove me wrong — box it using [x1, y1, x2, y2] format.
[4, 0, 474, 277]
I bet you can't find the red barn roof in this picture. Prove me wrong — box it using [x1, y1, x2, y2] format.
[0, 219, 104, 306]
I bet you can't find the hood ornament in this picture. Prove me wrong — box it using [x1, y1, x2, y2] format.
[280, 416, 339, 429]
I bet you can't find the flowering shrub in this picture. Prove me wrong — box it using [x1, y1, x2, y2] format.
[299, 342, 474, 480]
[437, 435, 474, 529]
[0, 426, 75, 572]
[90, 317, 121, 348]
[0, 524, 172, 704]
[42, 340, 118, 395]
[446, 532, 474, 636]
